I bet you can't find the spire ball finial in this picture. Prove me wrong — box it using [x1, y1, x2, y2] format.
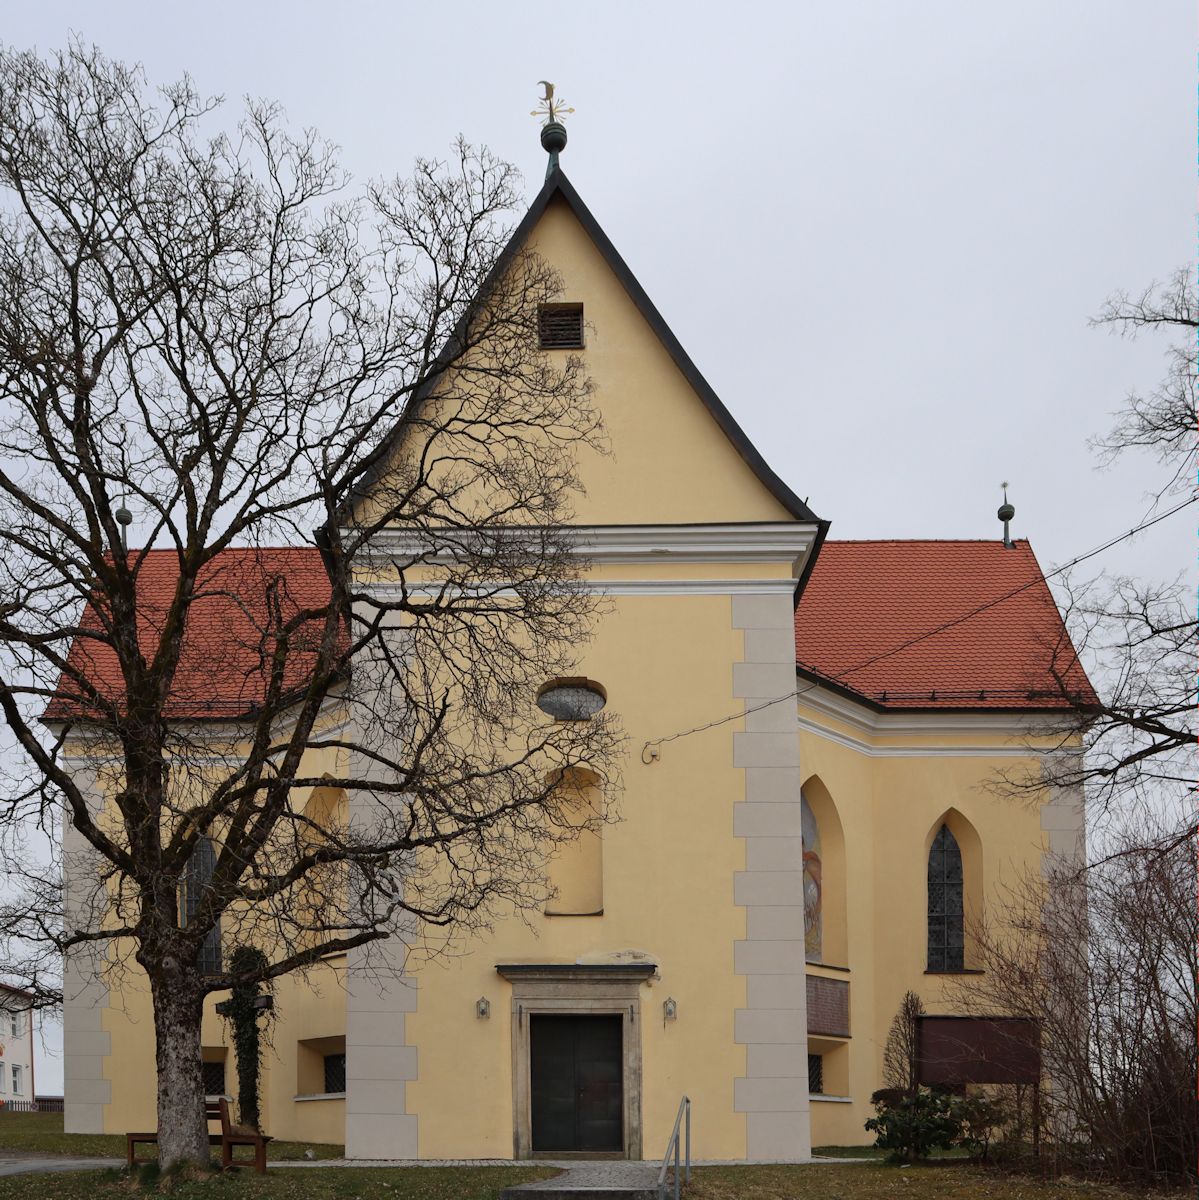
[531, 81, 575, 179]
[997, 481, 1016, 548]
[540, 121, 567, 156]
[115, 500, 133, 551]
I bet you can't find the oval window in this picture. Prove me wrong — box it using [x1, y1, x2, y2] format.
[536, 679, 607, 721]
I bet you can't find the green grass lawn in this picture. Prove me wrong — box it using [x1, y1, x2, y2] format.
[0, 1163, 1172, 1200]
[0, 1166, 556, 1200]
[812, 1146, 970, 1161]
[687, 1163, 1171, 1199]
[812, 1146, 890, 1160]
[0, 1112, 344, 1160]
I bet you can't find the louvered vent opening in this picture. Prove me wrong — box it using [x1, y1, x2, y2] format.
[539, 303, 584, 349]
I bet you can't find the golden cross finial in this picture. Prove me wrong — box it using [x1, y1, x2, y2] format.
[531, 80, 575, 125]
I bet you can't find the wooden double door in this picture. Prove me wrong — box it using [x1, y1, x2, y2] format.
[529, 1014, 624, 1153]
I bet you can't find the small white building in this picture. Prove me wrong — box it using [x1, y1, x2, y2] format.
[0, 983, 36, 1107]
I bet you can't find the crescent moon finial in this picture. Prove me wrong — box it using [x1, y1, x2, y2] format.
[530, 80, 575, 126]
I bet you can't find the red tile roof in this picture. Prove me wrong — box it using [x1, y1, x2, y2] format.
[794, 539, 1095, 710]
[49, 538, 1093, 722]
[46, 548, 335, 721]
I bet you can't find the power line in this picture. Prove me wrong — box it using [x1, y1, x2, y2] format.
[641, 494, 1196, 757]
[641, 682, 820, 762]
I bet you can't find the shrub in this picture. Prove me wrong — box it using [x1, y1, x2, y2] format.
[956, 1092, 1011, 1161]
[865, 1087, 963, 1162]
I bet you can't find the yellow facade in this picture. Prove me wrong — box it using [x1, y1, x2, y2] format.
[62, 166, 1078, 1160]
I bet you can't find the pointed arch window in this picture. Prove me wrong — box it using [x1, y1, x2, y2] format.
[801, 791, 822, 962]
[927, 824, 964, 971]
[181, 837, 222, 975]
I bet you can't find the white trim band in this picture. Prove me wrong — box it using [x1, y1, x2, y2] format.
[797, 715, 1043, 758]
[358, 523, 818, 567]
[366, 577, 799, 598]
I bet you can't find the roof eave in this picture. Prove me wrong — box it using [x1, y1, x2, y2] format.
[794, 665, 1095, 717]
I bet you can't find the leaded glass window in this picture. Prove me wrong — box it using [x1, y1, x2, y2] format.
[927, 824, 964, 971]
[181, 838, 222, 975]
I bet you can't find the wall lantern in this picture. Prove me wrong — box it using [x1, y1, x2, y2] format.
[476, 997, 491, 1019]
[536, 678, 607, 721]
[663, 997, 678, 1022]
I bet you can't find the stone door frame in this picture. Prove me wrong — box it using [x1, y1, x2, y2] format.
[496, 963, 654, 1160]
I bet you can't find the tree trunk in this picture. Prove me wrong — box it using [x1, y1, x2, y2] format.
[150, 968, 209, 1169]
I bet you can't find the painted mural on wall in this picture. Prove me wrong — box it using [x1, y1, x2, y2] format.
[801, 791, 822, 962]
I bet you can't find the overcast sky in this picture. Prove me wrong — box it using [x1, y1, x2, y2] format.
[7, 0, 1191, 1093]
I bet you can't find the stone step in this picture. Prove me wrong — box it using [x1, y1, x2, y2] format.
[501, 1190, 658, 1200]
[500, 1161, 663, 1200]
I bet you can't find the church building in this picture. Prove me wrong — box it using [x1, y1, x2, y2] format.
[56, 117, 1090, 1162]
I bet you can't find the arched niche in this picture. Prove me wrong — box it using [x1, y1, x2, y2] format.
[800, 775, 848, 966]
[924, 808, 983, 971]
[295, 783, 351, 926]
[301, 783, 348, 831]
[545, 766, 604, 916]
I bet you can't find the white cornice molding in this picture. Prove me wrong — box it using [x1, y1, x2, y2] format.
[365, 577, 798, 598]
[797, 715, 1042, 758]
[571, 524, 817, 565]
[356, 523, 818, 569]
[797, 680, 1070, 739]
[50, 710, 352, 761]
[356, 523, 818, 597]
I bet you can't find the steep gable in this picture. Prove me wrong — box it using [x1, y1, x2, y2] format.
[353, 169, 825, 532]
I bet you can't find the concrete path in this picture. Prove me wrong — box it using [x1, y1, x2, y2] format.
[274, 1157, 520, 1167]
[0, 1155, 122, 1177]
[0, 1150, 867, 1179]
[500, 1159, 660, 1199]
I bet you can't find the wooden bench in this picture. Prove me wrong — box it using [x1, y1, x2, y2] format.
[125, 1097, 272, 1174]
[126, 1098, 223, 1168]
[217, 1097, 272, 1173]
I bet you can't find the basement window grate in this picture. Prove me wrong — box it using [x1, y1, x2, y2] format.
[538, 304, 584, 349]
[324, 1052, 347, 1094]
[201, 1059, 226, 1096]
[808, 1054, 824, 1095]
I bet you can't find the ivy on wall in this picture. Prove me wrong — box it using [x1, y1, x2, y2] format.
[222, 946, 275, 1131]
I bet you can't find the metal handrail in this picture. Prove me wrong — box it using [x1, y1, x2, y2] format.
[656, 1094, 691, 1200]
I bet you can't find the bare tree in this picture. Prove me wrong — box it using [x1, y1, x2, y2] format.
[955, 820, 1197, 1187]
[881, 990, 925, 1097]
[1004, 269, 1195, 852]
[1090, 268, 1194, 502]
[0, 42, 622, 1168]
